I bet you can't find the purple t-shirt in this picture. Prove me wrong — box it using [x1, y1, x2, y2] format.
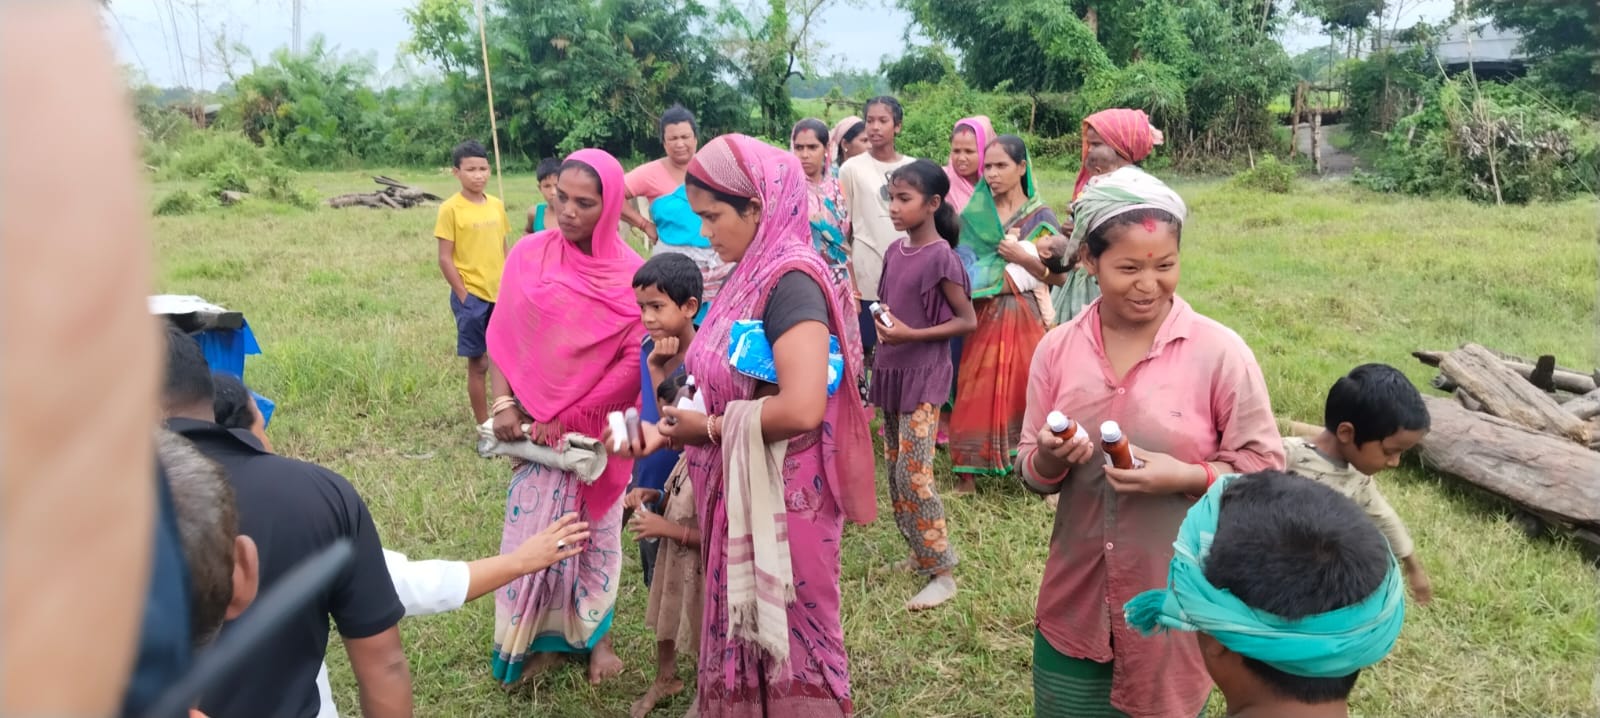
[869, 238, 971, 413]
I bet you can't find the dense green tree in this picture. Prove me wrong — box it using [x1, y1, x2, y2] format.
[880, 45, 954, 92]
[218, 36, 473, 167]
[898, 0, 1291, 155]
[405, 0, 751, 159]
[897, 0, 1109, 93]
[1293, 0, 1383, 32]
[717, 0, 855, 138]
[1474, 0, 1600, 114]
[1289, 45, 1340, 84]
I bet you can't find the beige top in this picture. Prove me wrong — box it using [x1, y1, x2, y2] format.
[839, 152, 916, 301]
[1283, 437, 1416, 558]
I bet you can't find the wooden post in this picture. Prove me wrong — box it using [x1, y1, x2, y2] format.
[1288, 83, 1301, 159]
[1311, 111, 1322, 174]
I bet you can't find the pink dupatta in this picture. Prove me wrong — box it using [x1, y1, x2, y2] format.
[485, 148, 644, 514]
[685, 134, 876, 528]
[827, 115, 862, 170]
[943, 115, 993, 212]
[685, 135, 875, 698]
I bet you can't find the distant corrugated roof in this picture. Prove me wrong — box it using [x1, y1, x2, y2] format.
[1433, 21, 1527, 65]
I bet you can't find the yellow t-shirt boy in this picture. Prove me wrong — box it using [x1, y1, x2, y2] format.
[434, 191, 509, 302]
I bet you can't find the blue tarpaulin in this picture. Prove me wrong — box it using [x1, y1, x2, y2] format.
[195, 319, 261, 378]
[194, 319, 274, 427]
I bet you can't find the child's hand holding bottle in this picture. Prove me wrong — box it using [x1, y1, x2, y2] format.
[871, 303, 913, 345]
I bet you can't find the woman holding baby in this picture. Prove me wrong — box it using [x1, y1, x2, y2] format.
[948, 132, 1066, 494]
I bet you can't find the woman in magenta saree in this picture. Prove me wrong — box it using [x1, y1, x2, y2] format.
[484, 148, 643, 685]
[618, 134, 877, 717]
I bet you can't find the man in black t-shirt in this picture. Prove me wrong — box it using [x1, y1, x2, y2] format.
[161, 327, 412, 718]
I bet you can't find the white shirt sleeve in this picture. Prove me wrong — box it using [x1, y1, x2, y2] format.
[315, 662, 339, 718]
[383, 549, 471, 617]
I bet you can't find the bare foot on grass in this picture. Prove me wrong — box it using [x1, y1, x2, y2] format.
[907, 573, 956, 611]
[588, 636, 625, 685]
[629, 676, 685, 717]
[499, 651, 564, 692]
[953, 477, 977, 496]
[1045, 494, 1059, 511]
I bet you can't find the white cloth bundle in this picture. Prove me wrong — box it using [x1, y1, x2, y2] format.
[475, 422, 608, 484]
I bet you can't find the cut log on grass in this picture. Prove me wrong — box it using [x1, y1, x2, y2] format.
[219, 190, 248, 206]
[1437, 344, 1592, 443]
[1561, 389, 1600, 421]
[327, 193, 381, 209]
[1414, 349, 1597, 395]
[1417, 397, 1600, 542]
[325, 176, 442, 210]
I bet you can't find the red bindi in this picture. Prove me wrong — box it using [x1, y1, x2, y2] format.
[1141, 217, 1158, 233]
[1147, 252, 1153, 258]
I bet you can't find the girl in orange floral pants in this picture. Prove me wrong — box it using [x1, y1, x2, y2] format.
[868, 160, 978, 611]
[883, 403, 960, 606]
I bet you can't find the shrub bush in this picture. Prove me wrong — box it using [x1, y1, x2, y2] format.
[155, 189, 209, 216]
[1358, 78, 1599, 203]
[260, 164, 321, 210]
[1232, 154, 1296, 193]
[205, 162, 253, 195]
[151, 131, 276, 181]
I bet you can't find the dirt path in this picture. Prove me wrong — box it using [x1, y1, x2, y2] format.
[1293, 122, 1357, 177]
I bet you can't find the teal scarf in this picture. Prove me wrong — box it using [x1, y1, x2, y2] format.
[958, 159, 1059, 299]
[1123, 474, 1406, 679]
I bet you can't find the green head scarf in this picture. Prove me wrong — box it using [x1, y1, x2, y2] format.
[958, 149, 1060, 298]
[1123, 473, 1406, 679]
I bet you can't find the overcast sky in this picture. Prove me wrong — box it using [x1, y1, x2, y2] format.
[105, 0, 1456, 90]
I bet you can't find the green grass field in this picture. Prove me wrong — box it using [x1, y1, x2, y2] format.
[150, 167, 1599, 717]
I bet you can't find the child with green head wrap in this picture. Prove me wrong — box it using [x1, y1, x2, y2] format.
[1126, 470, 1406, 717]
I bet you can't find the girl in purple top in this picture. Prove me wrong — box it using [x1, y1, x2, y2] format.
[869, 159, 977, 611]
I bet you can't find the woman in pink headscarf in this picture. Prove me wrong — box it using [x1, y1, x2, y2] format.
[612, 134, 877, 717]
[1055, 108, 1167, 325]
[484, 148, 644, 686]
[828, 115, 868, 176]
[1071, 108, 1165, 200]
[943, 115, 994, 212]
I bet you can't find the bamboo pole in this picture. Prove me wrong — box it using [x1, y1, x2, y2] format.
[475, 0, 506, 202]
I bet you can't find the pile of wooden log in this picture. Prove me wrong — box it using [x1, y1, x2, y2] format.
[1412, 343, 1600, 550]
[326, 176, 442, 209]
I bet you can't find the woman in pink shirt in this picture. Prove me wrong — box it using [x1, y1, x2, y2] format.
[1016, 169, 1284, 717]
